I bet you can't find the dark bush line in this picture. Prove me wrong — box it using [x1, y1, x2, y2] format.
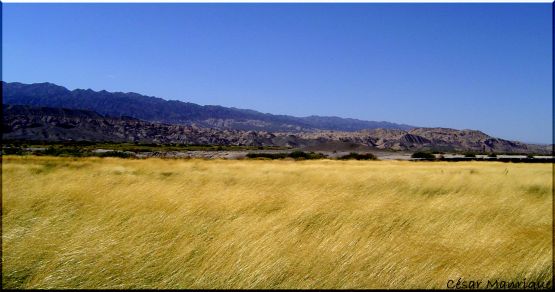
[246, 151, 327, 160]
[338, 152, 377, 160]
[411, 152, 436, 159]
[95, 151, 134, 158]
[2, 147, 24, 155]
[409, 151, 554, 163]
[246, 151, 379, 161]
[289, 151, 327, 160]
[38, 147, 85, 157]
[246, 153, 288, 159]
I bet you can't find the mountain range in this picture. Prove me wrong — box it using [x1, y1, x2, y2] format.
[3, 104, 551, 154]
[2, 81, 413, 132]
[2, 81, 552, 154]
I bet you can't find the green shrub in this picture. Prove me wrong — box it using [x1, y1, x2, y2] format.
[246, 151, 327, 160]
[38, 147, 85, 157]
[2, 147, 24, 155]
[289, 151, 327, 160]
[411, 152, 436, 159]
[246, 153, 288, 159]
[289, 151, 310, 159]
[338, 152, 377, 160]
[96, 151, 134, 158]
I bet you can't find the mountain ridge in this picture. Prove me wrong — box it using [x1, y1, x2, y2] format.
[2, 81, 414, 132]
[3, 104, 551, 154]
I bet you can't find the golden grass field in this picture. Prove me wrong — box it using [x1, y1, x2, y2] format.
[2, 156, 553, 289]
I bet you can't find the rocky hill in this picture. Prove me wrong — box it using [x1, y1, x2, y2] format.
[289, 128, 548, 153]
[2, 81, 413, 132]
[2, 104, 279, 146]
[3, 105, 551, 154]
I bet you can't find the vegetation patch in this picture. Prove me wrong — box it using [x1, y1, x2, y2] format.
[2, 147, 24, 155]
[2, 157, 552, 289]
[411, 151, 436, 159]
[160, 172, 175, 178]
[338, 152, 377, 160]
[524, 184, 550, 196]
[96, 151, 134, 158]
[245, 153, 288, 159]
[246, 151, 327, 160]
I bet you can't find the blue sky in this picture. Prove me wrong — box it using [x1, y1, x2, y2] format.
[2, 3, 552, 143]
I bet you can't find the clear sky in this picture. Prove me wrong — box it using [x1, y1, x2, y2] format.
[2, 3, 552, 143]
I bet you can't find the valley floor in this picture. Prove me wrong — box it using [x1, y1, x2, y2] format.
[2, 156, 553, 289]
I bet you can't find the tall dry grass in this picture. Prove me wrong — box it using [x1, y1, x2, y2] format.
[2, 156, 552, 288]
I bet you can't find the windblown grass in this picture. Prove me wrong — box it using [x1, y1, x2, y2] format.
[2, 156, 552, 289]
